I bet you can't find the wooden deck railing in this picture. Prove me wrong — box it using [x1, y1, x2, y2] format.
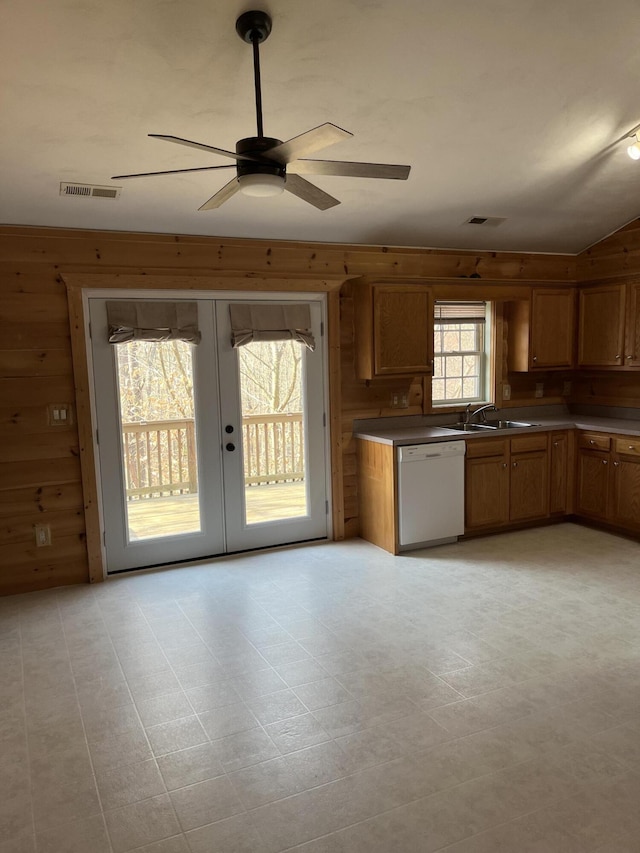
[242, 413, 304, 486]
[121, 419, 198, 500]
[122, 413, 303, 500]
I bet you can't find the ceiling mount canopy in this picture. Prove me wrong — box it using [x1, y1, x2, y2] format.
[111, 10, 411, 212]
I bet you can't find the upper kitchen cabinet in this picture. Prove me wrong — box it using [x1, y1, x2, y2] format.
[624, 282, 640, 368]
[353, 282, 433, 380]
[507, 287, 576, 371]
[577, 283, 627, 367]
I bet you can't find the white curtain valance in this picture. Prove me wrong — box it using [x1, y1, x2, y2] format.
[229, 303, 315, 350]
[106, 301, 201, 344]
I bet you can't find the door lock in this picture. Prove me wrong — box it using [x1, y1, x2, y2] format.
[225, 442, 236, 452]
[225, 425, 234, 434]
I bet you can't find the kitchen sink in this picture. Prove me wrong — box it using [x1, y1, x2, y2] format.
[444, 423, 498, 431]
[493, 420, 538, 429]
[444, 420, 538, 432]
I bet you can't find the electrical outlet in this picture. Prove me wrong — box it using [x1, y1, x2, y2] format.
[391, 393, 409, 408]
[563, 380, 572, 396]
[34, 524, 51, 547]
[502, 383, 511, 401]
[535, 383, 544, 398]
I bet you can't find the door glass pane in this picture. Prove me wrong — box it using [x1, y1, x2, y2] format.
[238, 340, 308, 524]
[114, 340, 201, 541]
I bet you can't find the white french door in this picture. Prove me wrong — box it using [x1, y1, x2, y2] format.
[88, 295, 328, 573]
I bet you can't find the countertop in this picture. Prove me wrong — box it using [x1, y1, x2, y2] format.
[354, 416, 640, 446]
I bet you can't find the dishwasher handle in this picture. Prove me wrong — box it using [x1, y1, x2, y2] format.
[398, 441, 466, 463]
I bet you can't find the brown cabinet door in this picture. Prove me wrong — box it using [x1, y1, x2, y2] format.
[530, 288, 575, 368]
[624, 282, 640, 367]
[578, 284, 626, 367]
[611, 456, 640, 530]
[465, 455, 509, 530]
[576, 450, 610, 518]
[549, 432, 568, 515]
[509, 451, 549, 521]
[373, 286, 432, 375]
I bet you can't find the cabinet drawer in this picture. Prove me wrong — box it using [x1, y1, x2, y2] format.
[510, 434, 547, 454]
[578, 432, 611, 452]
[614, 437, 640, 457]
[465, 439, 508, 459]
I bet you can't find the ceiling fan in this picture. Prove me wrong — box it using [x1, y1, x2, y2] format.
[112, 10, 411, 211]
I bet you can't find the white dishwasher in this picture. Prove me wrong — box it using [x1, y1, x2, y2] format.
[397, 441, 466, 550]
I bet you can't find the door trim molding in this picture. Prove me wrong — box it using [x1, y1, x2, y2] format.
[62, 273, 347, 583]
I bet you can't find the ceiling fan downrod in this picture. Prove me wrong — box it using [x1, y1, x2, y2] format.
[236, 10, 273, 140]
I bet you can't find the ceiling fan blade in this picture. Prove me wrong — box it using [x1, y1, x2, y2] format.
[289, 160, 411, 180]
[149, 134, 261, 162]
[264, 123, 353, 165]
[284, 174, 340, 210]
[198, 178, 240, 210]
[112, 165, 236, 180]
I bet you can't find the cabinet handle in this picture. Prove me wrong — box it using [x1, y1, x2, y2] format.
[553, 441, 559, 447]
[627, 355, 633, 361]
[615, 354, 621, 360]
[589, 440, 595, 445]
[614, 461, 620, 467]
[502, 462, 507, 469]
[532, 356, 537, 362]
[602, 459, 608, 465]
[513, 461, 518, 468]
[629, 445, 635, 451]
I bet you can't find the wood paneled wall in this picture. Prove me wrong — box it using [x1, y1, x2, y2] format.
[0, 225, 579, 594]
[578, 218, 640, 281]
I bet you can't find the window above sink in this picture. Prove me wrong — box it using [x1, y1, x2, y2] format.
[432, 301, 493, 408]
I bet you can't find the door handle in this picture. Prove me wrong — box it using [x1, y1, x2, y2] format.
[225, 443, 236, 452]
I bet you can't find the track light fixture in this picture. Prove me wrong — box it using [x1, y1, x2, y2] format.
[627, 132, 640, 160]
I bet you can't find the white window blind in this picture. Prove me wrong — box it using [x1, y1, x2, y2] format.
[434, 302, 486, 323]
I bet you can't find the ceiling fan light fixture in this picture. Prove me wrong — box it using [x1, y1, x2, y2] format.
[627, 133, 640, 160]
[237, 172, 285, 197]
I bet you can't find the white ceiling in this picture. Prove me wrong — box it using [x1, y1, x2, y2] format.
[3, 0, 640, 254]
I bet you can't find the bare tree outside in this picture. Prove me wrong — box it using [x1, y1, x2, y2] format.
[237, 340, 303, 414]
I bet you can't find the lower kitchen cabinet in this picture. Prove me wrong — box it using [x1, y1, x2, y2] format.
[509, 437, 549, 521]
[576, 431, 611, 520]
[576, 431, 640, 533]
[549, 431, 571, 515]
[465, 433, 550, 532]
[610, 436, 640, 532]
[465, 440, 510, 529]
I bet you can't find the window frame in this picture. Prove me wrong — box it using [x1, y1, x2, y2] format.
[430, 301, 494, 411]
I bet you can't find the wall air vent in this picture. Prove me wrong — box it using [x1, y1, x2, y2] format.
[60, 183, 121, 199]
[465, 216, 506, 227]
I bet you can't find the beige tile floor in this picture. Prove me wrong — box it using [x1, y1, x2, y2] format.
[2, 523, 640, 852]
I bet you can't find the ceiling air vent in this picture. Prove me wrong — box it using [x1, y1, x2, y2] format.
[60, 183, 122, 199]
[465, 216, 506, 227]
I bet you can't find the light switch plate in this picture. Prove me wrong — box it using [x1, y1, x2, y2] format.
[47, 403, 73, 426]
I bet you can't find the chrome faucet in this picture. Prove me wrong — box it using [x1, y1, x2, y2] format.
[464, 403, 498, 424]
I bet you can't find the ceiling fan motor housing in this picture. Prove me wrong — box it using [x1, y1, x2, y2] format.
[236, 136, 285, 179]
[235, 10, 272, 43]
